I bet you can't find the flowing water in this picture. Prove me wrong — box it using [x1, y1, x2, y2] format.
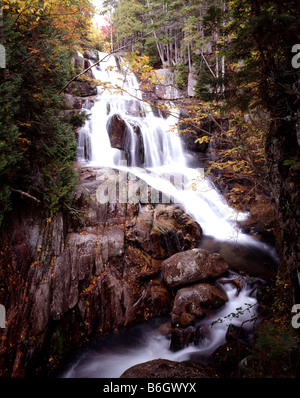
[62, 52, 278, 378]
[62, 277, 258, 378]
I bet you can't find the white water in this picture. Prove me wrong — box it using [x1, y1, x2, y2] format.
[63, 275, 258, 378]
[63, 52, 277, 378]
[79, 52, 255, 242]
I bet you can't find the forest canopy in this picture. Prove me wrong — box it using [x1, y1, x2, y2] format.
[0, 0, 95, 223]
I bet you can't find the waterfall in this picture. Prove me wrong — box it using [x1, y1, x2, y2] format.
[80, 52, 186, 169]
[65, 52, 278, 378]
[77, 52, 274, 246]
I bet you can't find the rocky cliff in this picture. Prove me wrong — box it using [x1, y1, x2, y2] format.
[0, 163, 217, 377]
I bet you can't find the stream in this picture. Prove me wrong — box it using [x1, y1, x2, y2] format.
[61, 52, 278, 378]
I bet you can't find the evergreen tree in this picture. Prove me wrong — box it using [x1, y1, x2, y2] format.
[220, 0, 300, 303]
[0, 0, 94, 223]
[0, 74, 23, 224]
[114, 0, 145, 51]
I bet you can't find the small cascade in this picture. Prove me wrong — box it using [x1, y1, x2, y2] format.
[62, 273, 258, 379]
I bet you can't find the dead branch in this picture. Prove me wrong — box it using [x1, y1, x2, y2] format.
[11, 188, 41, 204]
[60, 43, 142, 94]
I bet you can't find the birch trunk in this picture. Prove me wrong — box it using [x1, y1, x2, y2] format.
[0, 0, 9, 80]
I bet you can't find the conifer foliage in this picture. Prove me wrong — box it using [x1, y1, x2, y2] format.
[0, 0, 94, 223]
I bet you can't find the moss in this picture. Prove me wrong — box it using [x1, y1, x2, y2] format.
[50, 326, 66, 357]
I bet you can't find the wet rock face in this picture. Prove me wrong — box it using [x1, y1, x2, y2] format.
[162, 248, 228, 288]
[170, 283, 228, 327]
[0, 166, 202, 377]
[106, 114, 128, 150]
[106, 114, 145, 166]
[126, 204, 202, 260]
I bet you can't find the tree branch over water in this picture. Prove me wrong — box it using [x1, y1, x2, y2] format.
[59, 35, 155, 95]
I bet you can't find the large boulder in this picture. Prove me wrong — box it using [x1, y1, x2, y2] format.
[107, 114, 128, 150]
[170, 283, 228, 327]
[106, 114, 145, 166]
[126, 204, 202, 260]
[120, 358, 218, 378]
[62, 93, 84, 110]
[162, 248, 228, 288]
[83, 49, 99, 62]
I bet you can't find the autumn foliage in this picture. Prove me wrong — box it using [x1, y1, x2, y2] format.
[0, 0, 95, 223]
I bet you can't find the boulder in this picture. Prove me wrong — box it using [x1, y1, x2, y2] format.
[170, 326, 208, 352]
[120, 358, 218, 378]
[62, 94, 84, 110]
[83, 49, 98, 61]
[170, 283, 228, 327]
[106, 114, 145, 166]
[162, 248, 228, 288]
[107, 114, 128, 150]
[126, 204, 202, 260]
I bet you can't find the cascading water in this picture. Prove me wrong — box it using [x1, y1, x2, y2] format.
[62, 52, 278, 378]
[78, 52, 278, 247]
[80, 53, 241, 240]
[82, 52, 186, 170]
[62, 278, 258, 378]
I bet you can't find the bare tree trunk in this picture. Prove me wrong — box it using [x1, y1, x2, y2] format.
[0, 0, 9, 80]
[188, 42, 192, 73]
[221, 55, 225, 92]
[221, 0, 226, 93]
[201, 51, 215, 78]
[109, 0, 114, 52]
[215, 31, 219, 93]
